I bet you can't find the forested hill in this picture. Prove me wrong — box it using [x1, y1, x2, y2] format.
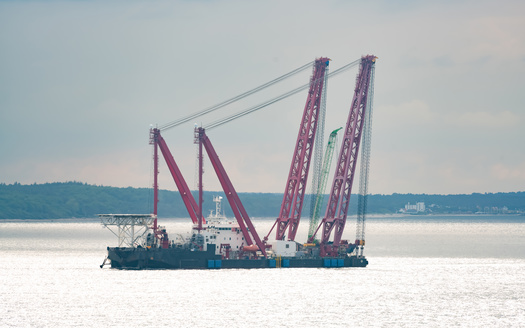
[0, 182, 524, 220]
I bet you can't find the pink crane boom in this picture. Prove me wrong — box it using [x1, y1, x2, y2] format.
[149, 127, 266, 257]
[149, 128, 205, 248]
[267, 57, 330, 242]
[148, 56, 375, 259]
[195, 127, 267, 257]
[311, 55, 376, 257]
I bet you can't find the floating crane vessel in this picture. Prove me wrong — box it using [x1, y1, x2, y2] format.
[101, 55, 376, 270]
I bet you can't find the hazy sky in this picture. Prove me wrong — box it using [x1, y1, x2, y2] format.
[1, 0, 524, 195]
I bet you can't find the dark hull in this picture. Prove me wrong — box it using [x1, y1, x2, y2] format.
[107, 246, 368, 270]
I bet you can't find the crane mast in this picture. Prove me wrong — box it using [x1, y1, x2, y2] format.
[311, 55, 376, 257]
[267, 57, 330, 242]
[307, 127, 342, 242]
[355, 64, 375, 257]
[307, 66, 328, 240]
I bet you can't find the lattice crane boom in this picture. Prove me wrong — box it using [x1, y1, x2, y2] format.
[311, 55, 376, 257]
[307, 65, 329, 242]
[355, 64, 375, 257]
[267, 58, 330, 241]
[307, 127, 342, 242]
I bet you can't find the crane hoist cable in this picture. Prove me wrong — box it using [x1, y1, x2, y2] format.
[204, 59, 361, 131]
[159, 61, 314, 131]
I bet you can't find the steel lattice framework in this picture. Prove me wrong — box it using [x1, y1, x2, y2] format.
[144, 56, 375, 258]
[307, 127, 342, 241]
[268, 58, 330, 241]
[356, 64, 376, 257]
[100, 214, 155, 247]
[307, 66, 329, 241]
[311, 55, 376, 257]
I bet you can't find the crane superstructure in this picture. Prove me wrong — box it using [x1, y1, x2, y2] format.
[102, 55, 377, 269]
[147, 58, 337, 255]
[145, 61, 322, 254]
[311, 55, 376, 257]
[150, 55, 375, 258]
[307, 127, 342, 242]
[266, 57, 330, 242]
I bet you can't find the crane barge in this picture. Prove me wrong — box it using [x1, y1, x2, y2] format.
[101, 55, 376, 269]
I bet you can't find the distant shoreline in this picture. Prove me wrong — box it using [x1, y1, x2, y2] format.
[2, 182, 524, 220]
[1, 213, 523, 223]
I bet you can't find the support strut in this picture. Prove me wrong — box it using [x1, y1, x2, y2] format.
[150, 128, 204, 226]
[196, 127, 267, 257]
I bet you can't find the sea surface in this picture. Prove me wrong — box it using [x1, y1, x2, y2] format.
[1, 215, 524, 327]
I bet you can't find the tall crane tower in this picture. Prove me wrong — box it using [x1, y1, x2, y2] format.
[267, 58, 330, 242]
[311, 55, 376, 257]
[355, 63, 375, 256]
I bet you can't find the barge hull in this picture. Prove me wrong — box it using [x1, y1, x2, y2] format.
[107, 246, 368, 270]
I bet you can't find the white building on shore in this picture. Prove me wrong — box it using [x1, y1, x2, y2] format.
[402, 202, 426, 213]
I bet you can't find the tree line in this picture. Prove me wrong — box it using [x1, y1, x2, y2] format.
[1, 182, 524, 220]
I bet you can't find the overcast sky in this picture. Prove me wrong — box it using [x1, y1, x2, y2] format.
[1, 0, 524, 195]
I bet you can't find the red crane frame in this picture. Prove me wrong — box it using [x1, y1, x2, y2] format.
[311, 55, 376, 257]
[149, 128, 205, 248]
[196, 127, 267, 257]
[150, 127, 266, 257]
[267, 57, 330, 241]
[149, 56, 374, 257]
[150, 128, 203, 225]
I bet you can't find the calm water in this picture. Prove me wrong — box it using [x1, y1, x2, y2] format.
[1, 215, 524, 327]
